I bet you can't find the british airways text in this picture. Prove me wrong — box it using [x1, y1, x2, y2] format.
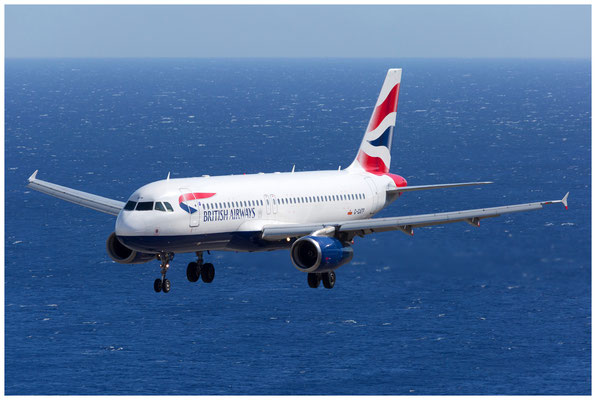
[204, 207, 256, 222]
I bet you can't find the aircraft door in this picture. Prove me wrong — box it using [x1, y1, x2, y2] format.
[271, 194, 278, 214]
[179, 188, 200, 227]
[364, 177, 379, 215]
[264, 194, 271, 215]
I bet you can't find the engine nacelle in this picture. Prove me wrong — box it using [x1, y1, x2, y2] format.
[106, 232, 155, 264]
[291, 236, 353, 273]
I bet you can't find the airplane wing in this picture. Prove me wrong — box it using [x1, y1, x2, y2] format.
[27, 170, 125, 216]
[261, 193, 569, 241]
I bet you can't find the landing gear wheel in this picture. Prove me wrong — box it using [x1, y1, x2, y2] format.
[322, 271, 336, 289]
[162, 279, 171, 293]
[154, 252, 174, 293]
[201, 263, 215, 283]
[307, 273, 321, 288]
[186, 262, 200, 282]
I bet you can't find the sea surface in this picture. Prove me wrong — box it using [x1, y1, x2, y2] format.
[5, 58, 591, 395]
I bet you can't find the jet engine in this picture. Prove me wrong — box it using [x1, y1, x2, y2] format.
[290, 236, 353, 273]
[106, 232, 155, 264]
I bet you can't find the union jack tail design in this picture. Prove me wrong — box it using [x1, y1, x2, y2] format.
[348, 69, 401, 174]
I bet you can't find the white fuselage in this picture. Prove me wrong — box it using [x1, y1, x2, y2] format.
[115, 169, 402, 254]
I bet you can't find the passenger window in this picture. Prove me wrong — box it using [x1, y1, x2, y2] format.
[155, 202, 166, 212]
[136, 201, 153, 211]
[164, 202, 174, 212]
[124, 201, 136, 211]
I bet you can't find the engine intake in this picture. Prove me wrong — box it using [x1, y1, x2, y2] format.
[106, 232, 155, 264]
[291, 236, 353, 273]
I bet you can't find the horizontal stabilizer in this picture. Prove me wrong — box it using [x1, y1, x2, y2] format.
[27, 170, 125, 216]
[387, 181, 493, 194]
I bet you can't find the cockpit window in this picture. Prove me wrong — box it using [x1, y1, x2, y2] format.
[164, 202, 174, 212]
[136, 201, 154, 211]
[154, 202, 166, 212]
[124, 201, 137, 211]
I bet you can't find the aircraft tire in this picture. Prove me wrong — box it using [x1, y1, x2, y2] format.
[307, 273, 321, 288]
[186, 262, 200, 282]
[201, 263, 215, 283]
[162, 279, 171, 293]
[322, 271, 336, 289]
[154, 278, 162, 293]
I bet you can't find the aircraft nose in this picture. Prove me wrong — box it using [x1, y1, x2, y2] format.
[115, 211, 147, 236]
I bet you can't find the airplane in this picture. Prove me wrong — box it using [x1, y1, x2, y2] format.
[27, 68, 569, 293]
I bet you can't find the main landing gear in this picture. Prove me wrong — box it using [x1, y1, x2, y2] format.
[154, 252, 174, 293]
[307, 271, 336, 289]
[186, 251, 215, 284]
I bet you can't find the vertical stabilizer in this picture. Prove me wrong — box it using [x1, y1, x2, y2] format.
[348, 69, 402, 174]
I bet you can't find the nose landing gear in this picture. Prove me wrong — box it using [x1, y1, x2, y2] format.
[154, 252, 174, 293]
[186, 251, 216, 284]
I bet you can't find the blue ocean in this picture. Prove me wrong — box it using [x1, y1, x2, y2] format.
[5, 58, 590, 395]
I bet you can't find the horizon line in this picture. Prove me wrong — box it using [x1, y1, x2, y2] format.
[5, 56, 591, 60]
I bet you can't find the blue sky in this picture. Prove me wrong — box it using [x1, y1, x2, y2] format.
[5, 5, 591, 58]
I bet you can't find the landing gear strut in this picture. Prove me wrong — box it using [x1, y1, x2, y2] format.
[307, 271, 336, 289]
[186, 251, 216, 284]
[154, 252, 174, 293]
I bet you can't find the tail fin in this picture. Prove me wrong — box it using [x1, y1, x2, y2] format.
[348, 68, 402, 174]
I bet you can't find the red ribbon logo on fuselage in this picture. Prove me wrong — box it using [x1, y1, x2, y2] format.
[178, 192, 216, 214]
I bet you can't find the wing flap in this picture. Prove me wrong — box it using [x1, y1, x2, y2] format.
[261, 195, 568, 241]
[337, 202, 543, 235]
[27, 170, 125, 216]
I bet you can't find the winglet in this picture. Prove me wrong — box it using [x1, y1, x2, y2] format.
[28, 170, 38, 183]
[541, 192, 570, 210]
[562, 192, 569, 210]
